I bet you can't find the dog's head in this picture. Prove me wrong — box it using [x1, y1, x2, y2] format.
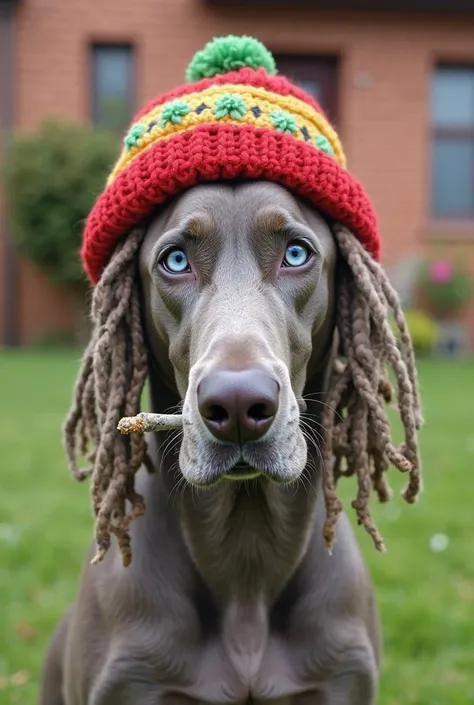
[67, 35, 423, 567]
[67, 178, 422, 569]
[139, 181, 337, 486]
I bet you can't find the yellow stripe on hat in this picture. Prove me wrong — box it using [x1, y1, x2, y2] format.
[107, 84, 346, 187]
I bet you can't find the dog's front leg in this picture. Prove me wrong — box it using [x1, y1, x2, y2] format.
[293, 669, 377, 705]
[89, 680, 161, 705]
[88, 658, 163, 705]
[324, 672, 377, 705]
[90, 682, 199, 705]
[292, 641, 378, 705]
[88, 660, 197, 705]
[321, 648, 378, 705]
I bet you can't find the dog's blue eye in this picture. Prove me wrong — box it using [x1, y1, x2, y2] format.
[163, 249, 189, 274]
[283, 242, 311, 268]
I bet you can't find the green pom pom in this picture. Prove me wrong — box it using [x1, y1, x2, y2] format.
[185, 35, 277, 83]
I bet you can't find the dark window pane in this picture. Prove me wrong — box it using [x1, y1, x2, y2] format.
[293, 79, 322, 102]
[91, 44, 133, 132]
[431, 136, 474, 216]
[431, 66, 474, 127]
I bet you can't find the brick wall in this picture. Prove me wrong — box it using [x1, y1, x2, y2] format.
[2, 0, 474, 344]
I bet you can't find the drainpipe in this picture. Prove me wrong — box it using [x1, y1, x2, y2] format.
[0, 0, 20, 347]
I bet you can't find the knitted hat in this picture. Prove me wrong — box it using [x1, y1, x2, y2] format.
[81, 35, 380, 284]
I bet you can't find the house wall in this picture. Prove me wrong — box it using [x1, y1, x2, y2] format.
[2, 0, 474, 344]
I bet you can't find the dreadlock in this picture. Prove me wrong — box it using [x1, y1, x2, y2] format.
[63, 228, 147, 566]
[320, 223, 422, 552]
[63, 222, 422, 566]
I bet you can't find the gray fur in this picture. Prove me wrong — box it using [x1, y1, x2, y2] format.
[39, 182, 380, 705]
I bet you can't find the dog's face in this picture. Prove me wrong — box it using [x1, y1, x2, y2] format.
[139, 181, 337, 485]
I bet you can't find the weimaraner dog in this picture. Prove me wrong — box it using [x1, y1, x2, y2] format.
[40, 182, 381, 704]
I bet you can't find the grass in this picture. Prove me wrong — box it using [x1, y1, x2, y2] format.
[0, 351, 473, 704]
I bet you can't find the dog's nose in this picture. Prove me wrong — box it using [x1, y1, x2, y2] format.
[197, 368, 279, 445]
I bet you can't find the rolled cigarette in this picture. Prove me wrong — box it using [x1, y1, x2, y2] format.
[117, 412, 183, 434]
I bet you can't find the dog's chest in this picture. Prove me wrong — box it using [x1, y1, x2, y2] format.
[212, 599, 304, 703]
[102, 634, 318, 705]
[94, 612, 323, 705]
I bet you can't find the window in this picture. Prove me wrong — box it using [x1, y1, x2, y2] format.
[272, 54, 339, 127]
[91, 44, 134, 132]
[431, 64, 474, 219]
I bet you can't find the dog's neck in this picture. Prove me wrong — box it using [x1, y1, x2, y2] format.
[146, 359, 331, 612]
[180, 469, 319, 602]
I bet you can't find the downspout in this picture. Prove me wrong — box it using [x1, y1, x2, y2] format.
[0, 0, 20, 347]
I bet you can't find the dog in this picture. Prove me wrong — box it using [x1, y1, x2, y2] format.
[39, 181, 381, 705]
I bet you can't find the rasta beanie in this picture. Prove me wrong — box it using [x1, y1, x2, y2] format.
[81, 35, 381, 285]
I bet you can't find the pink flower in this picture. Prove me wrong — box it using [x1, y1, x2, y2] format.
[429, 260, 453, 284]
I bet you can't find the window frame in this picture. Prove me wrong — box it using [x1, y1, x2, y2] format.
[272, 53, 340, 128]
[89, 41, 136, 132]
[430, 62, 474, 221]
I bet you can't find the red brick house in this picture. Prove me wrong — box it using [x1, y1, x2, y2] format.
[1, 0, 474, 346]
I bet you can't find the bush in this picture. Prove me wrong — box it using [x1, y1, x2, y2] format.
[2, 119, 118, 287]
[394, 309, 439, 357]
[417, 256, 472, 317]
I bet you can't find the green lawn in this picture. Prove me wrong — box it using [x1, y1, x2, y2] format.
[0, 351, 473, 704]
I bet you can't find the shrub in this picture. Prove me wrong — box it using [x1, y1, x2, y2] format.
[2, 119, 118, 287]
[417, 256, 472, 317]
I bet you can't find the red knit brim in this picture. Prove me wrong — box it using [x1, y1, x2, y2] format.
[82, 124, 380, 284]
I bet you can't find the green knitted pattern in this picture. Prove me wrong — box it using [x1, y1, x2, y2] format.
[159, 100, 191, 128]
[123, 94, 337, 163]
[124, 123, 146, 149]
[214, 94, 248, 119]
[315, 133, 334, 156]
[270, 110, 298, 135]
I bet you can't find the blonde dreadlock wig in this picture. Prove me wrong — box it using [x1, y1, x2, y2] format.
[65, 36, 423, 566]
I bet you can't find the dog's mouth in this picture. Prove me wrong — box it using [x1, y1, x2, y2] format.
[223, 461, 261, 481]
[179, 359, 308, 485]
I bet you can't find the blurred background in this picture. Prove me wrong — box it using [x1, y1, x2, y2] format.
[0, 0, 473, 703]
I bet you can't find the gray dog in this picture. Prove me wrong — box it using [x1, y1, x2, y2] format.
[39, 180, 423, 705]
